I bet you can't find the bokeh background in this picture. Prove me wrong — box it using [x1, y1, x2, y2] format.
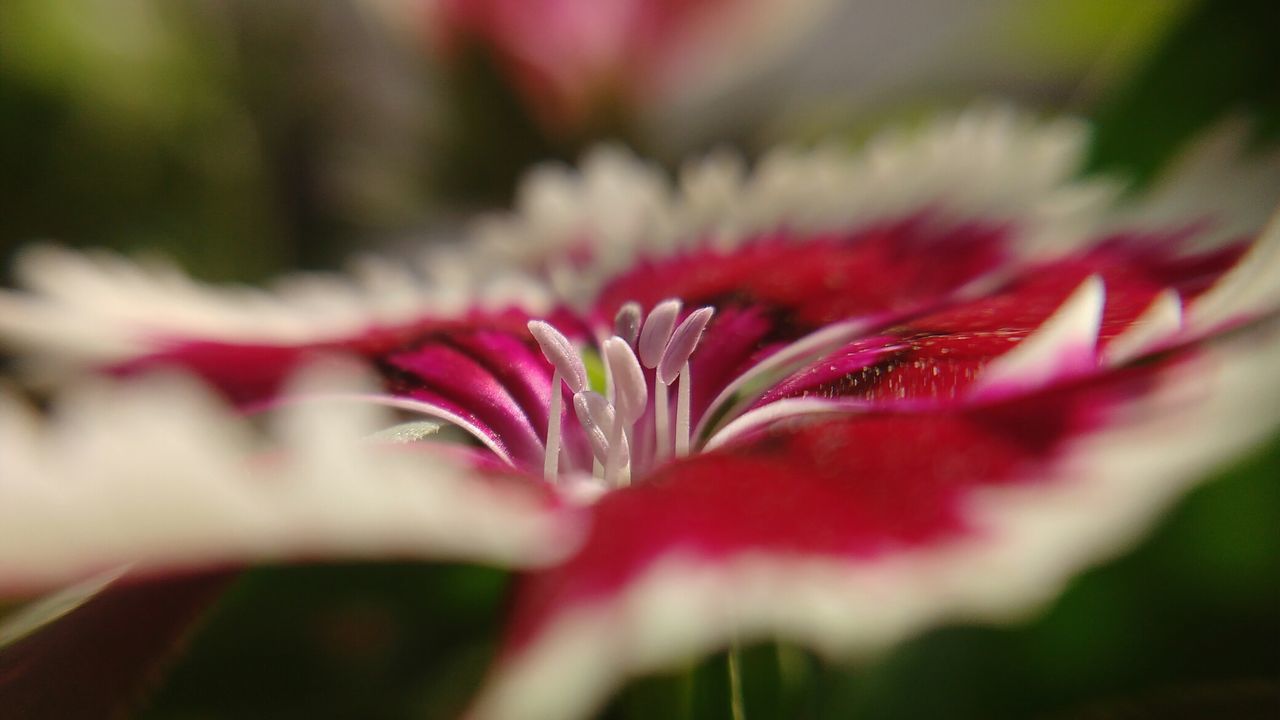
[1, 0, 1278, 717]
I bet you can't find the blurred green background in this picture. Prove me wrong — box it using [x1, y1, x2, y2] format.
[4, 0, 1276, 283]
[2, 0, 1278, 717]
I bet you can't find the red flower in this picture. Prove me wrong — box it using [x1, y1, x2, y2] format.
[2, 107, 1279, 719]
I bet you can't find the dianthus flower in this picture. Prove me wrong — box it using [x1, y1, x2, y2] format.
[1, 108, 1279, 719]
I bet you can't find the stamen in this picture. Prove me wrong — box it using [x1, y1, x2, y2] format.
[614, 302, 643, 349]
[574, 389, 631, 487]
[603, 337, 647, 426]
[657, 307, 714, 386]
[652, 307, 713, 457]
[603, 337, 646, 487]
[531, 301, 715, 486]
[676, 362, 693, 456]
[544, 370, 563, 481]
[654, 381, 670, 461]
[529, 320, 588, 483]
[573, 391, 626, 467]
[638, 299, 681, 368]
[528, 321, 588, 393]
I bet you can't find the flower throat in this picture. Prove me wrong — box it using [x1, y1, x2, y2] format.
[529, 299, 714, 488]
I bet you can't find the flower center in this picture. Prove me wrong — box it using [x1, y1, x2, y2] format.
[529, 299, 714, 488]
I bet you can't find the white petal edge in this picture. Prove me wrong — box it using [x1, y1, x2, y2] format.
[467, 105, 1120, 308]
[1102, 289, 1183, 366]
[1112, 118, 1280, 250]
[4, 109, 1269, 375]
[468, 320, 1280, 720]
[0, 245, 555, 371]
[0, 363, 574, 597]
[702, 397, 864, 452]
[693, 317, 873, 441]
[969, 274, 1104, 398]
[1187, 205, 1280, 335]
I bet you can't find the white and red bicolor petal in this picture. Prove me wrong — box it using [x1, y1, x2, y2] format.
[0, 108, 1262, 389]
[747, 233, 1248, 410]
[0, 244, 558, 379]
[97, 317, 597, 472]
[0, 363, 578, 599]
[467, 107, 1119, 307]
[468, 319, 1280, 720]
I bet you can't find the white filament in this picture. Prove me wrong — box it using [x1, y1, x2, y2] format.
[544, 369, 562, 482]
[676, 362, 692, 456]
[605, 411, 629, 487]
[654, 382, 670, 462]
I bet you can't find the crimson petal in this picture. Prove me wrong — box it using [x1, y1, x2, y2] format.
[595, 217, 1011, 338]
[469, 322, 1280, 720]
[757, 236, 1246, 405]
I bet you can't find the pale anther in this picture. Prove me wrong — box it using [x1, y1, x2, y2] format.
[528, 320, 588, 393]
[657, 307, 714, 386]
[637, 299, 681, 368]
[614, 302, 643, 349]
[603, 337, 647, 424]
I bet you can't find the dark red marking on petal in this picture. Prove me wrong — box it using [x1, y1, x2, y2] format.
[503, 360, 1165, 653]
[594, 217, 1011, 337]
[0, 572, 233, 720]
[759, 237, 1247, 404]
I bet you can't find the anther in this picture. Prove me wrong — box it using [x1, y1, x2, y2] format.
[613, 302, 643, 349]
[603, 337, 647, 425]
[529, 320, 587, 482]
[638, 299, 681, 368]
[657, 307, 714, 386]
[528, 321, 588, 393]
[602, 337, 645, 487]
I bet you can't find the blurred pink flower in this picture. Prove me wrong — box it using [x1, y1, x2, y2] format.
[426, 0, 831, 131]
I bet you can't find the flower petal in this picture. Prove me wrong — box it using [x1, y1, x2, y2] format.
[379, 332, 550, 469]
[474, 107, 1117, 307]
[754, 237, 1246, 407]
[108, 319, 593, 471]
[470, 320, 1280, 720]
[969, 274, 1104, 398]
[0, 364, 574, 597]
[596, 217, 1011, 337]
[1188, 207, 1280, 335]
[0, 245, 556, 377]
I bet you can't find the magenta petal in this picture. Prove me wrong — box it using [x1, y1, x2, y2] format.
[382, 341, 546, 469]
[0, 572, 233, 719]
[754, 334, 902, 406]
[506, 386, 1110, 649]
[470, 328, 1280, 720]
[685, 306, 776, 419]
[758, 238, 1247, 405]
[111, 342, 311, 409]
[595, 217, 1011, 337]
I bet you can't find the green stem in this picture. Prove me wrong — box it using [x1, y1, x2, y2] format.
[728, 644, 746, 720]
